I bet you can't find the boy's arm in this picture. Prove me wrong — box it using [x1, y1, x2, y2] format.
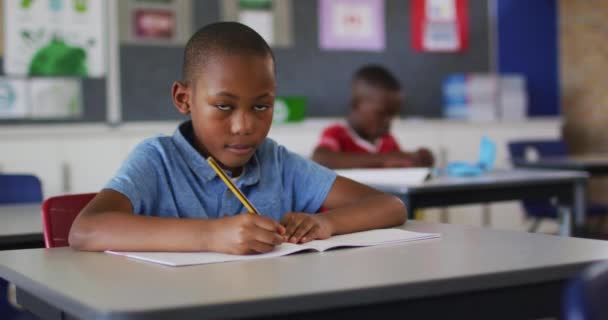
[282, 176, 406, 243]
[69, 190, 284, 253]
[320, 176, 407, 234]
[312, 146, 432, 169]
[312, 146, 389, 169]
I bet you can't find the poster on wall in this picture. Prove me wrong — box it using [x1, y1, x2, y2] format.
[0, 77, 82, 119]
[4, 0, 106, 77]
[0, 78, 28, 119]
[318, 0, 385, 52]
[29, 78, 82, 119]
[411, 0, 468, 52]
[118, 0, 192, 46]
[221, 0, 293, 47]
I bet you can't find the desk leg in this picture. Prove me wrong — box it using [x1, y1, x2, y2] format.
[559, 181, 587, 237]
[557, 206, 571, 237]
[574, 181, 587, 233]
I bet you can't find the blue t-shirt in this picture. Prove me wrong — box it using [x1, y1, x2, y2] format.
[105, 121, 337, 221]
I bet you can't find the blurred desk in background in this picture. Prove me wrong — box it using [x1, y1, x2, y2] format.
[513, 154, 608, 176]
[365, 169, 588, 237]
[0, 204, 43, 250]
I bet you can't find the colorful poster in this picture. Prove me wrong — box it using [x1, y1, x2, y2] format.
[238, 1, 274, 45]
[29, 78, 82, 118]
[4, 0, 106, 77]
[118, 0, 192, 46]
[411, 0, 469, 52]
[319, 0, 385, 51]
[221, 0, 293, 47]
[0, 78, 28, 119]
[134, 9, 175, 39]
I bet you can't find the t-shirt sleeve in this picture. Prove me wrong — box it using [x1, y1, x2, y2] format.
[104, 140, 161, 214]
[316, 126, 342, 152]
[279, 145, 337, 213]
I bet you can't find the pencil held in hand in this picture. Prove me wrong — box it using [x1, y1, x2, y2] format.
[207, 157, 260, 215]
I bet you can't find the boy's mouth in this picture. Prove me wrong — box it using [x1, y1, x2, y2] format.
[225, 144, 255, 156]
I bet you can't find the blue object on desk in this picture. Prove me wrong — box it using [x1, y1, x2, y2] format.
[563, 261, 608, 320]
[446, 136, 496, 176]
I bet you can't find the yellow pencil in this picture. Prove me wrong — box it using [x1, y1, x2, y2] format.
[207, 157, 260, 215]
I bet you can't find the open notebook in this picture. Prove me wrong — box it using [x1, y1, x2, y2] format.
[106, 228, 440, 267]
[335, 168, 431, 188]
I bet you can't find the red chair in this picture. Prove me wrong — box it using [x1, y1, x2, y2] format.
[41, 193, 97, 248]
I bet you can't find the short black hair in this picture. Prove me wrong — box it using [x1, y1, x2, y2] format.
[352, 65, 401, 91]
[182, 22, 274, 84]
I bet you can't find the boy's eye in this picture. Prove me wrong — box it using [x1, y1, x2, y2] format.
[215, 105, 232, 111]
[253, 105, 270, 111]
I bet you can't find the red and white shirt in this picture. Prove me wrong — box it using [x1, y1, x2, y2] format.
[316, 123, 401, 154]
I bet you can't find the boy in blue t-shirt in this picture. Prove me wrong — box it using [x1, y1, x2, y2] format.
[69, 22, 406, 255]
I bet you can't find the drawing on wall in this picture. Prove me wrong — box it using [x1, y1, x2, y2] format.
[118, 0, 192, 45]
[411, 0, 469, 52]
[0, 77, 82, 119]
[319, 0, 385, 51]
[29, 77, 82, 119]
[0, 78, 28, 119]
[221, 0, 293, 47]
[4, 0, 106, 77]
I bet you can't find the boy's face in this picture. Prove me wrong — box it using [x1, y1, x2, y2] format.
[351, 84, 402, 141]
[173, 54, 276, 174]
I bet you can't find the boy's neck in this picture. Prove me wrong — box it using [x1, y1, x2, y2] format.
[347, 118, 375, 144]
[184, 123, 245, 177]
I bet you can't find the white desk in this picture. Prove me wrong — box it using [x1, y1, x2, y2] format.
[0, 204, 43, 250]
[514, 154, 608, 176]
[1, 222, 608, 319]
[365, 169, 588, 236]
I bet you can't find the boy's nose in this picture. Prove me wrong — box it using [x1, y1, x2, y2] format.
[231, 112, 254, 135]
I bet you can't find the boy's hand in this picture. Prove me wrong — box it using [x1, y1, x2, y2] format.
[382, 151, 415, 168]
[211, 214, 285, 255]
[382, 150, 434, 168]
[414, 148, 435, 167]
[280, 213, 333, 244]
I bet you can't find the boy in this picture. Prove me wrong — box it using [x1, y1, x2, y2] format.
[69, 22, 406, 255]
[312, 65, 434, 169]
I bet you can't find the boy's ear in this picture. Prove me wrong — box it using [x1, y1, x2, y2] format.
[172, 81, 191, 115]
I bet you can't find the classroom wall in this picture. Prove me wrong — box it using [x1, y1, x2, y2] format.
[0, 0, 492, 123]
[559, 0, 608, 204]
[122, 0, 491, 121]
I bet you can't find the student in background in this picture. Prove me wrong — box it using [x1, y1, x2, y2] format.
[69, 22, 406, 255]
[312, 65, 434, 169]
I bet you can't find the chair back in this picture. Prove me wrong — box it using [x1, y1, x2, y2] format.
[508, 139, 568, 161]
[507, 140, 569, 219]
[564, 262, 608, 320]
[0, 174, 42, 204]
[41, 193, 97, 248]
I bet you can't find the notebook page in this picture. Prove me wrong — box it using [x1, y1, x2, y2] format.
[106, 242, 309, 267]
[301, 229, 440, 252]
[335, 168, 430, 188]
[106, 229, 440, 266]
